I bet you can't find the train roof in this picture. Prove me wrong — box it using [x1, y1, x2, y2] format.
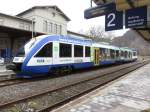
[93, 43, 120, 50]
[32, 35, 136, 52]
[120, 47, 133, 52]
[33, 35, 93, 46]
[58, 35, 92, 45]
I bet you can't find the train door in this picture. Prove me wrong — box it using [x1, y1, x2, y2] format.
[93, 48, 100, 66]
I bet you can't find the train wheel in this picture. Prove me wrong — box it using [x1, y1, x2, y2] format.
[67, 66, 73, 74]
[50, 66, 73, 75]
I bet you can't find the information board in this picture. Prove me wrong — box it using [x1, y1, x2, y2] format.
[84, 3, 116, 19]
[125, 6, 147, 28]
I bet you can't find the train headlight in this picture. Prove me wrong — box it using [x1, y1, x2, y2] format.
[13, 57, 19, 62]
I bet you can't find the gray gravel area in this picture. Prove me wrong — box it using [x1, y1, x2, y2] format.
[0, 61, 146, 112]
[0, 61, 142, 106]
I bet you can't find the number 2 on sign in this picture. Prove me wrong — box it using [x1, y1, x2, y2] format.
[107, 13, 115, 27]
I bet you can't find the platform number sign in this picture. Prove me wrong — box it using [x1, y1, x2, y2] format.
[107, 13, 115, 27]
[105, 11, 123, 31]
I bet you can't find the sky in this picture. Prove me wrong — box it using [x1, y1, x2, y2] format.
[0, 0, 128, 37]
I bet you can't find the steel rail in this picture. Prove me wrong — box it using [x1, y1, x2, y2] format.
[0, 60, 149, 111]
[38, 61, 150, 112]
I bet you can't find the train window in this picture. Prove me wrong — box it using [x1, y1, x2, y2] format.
[85, 46, 91, 57]
[35, 42, 52, 57]
[125, 51, 128, 58]
[106, 49, 110, 59]
[129, 52, 131, 58]
[116, 50, 119, 57]
[59, 43, 72, 57]
[74, 45, 83, 57]
[110, 49, 115, 59]
[100, 48, 106, 59]
[121, 51, 124, 57]
[128, 52, 129, 58]
[133, 52, 137, 56]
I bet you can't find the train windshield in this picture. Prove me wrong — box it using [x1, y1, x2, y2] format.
[16, 46, 25, 57]
[16, 39, 36, 57]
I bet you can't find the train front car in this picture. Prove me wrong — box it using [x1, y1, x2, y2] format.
[12, 47, 25, 71]
[14, 35, 93, 78]
[12, 35, 49, 78]
[13, 38, 36, 70]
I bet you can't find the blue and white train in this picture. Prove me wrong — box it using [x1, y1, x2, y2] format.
[11, 35, 137, 78]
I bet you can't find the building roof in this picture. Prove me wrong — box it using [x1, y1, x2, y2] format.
[17, 5, 71, 21]
[0, 12, 32, 22]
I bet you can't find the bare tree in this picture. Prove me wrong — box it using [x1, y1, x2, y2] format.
[86, 26, 105, 39]
[86, 25, 114, 42]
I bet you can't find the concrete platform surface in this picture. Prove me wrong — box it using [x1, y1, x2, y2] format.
[53, 63, 150, 112]
[0, 64, 15, 77]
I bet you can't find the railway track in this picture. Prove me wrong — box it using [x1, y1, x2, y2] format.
[0, 61, 142, 88]
[0, 78, 26, 88]
[0, 77, 46, 88]
[0, 60, 149, 112]
[0, 76, 61, 88]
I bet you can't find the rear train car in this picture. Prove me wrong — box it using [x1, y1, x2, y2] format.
[120, 47, 137, 62]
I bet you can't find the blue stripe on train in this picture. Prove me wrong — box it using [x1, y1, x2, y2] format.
[18, 62, 94, 78]
[17, 60, 116, 78]
[100, 60, 116, 65]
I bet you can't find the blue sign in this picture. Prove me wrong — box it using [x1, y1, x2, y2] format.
[125, 6, 147, 28]
[84, 3, 116, 19]
[105, 11, 123, 31]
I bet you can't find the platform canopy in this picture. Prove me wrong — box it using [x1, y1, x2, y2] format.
[92, 0, 150, 42]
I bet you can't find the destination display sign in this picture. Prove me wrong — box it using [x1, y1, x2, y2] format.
[84, 3, 116, 19]
[125, 6, 147, 28]
[105, 11, 123, 31]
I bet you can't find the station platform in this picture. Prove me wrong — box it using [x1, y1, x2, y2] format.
[0, 64, 15, 79]
[53, 63, 150, 112]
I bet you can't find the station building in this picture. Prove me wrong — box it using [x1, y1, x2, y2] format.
[0, 5, 89, 62]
